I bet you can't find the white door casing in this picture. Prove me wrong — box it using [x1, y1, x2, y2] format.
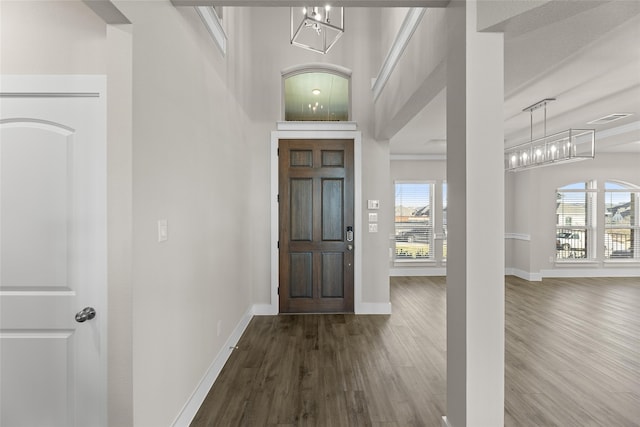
[0, 75, 107, 427]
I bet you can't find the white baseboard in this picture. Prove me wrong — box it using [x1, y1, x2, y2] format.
[506, 266, 640, 280]
[252, 303, 277, 315]
[441, 415, 452, 427]
[505, 268, 543, 281]
[390, 267, 446, 276]
[356, 302, 392, 315]
[171, 306, 254, 427]
[540, 266, 640, 278]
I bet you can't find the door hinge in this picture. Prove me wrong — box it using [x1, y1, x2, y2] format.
[277, 241, 280, 249]
[277, 148, 280, 156]
[277, 194, 280, 203]
[277, 287, 280, 295]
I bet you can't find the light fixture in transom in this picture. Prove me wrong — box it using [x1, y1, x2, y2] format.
[290, 6, 344, 54]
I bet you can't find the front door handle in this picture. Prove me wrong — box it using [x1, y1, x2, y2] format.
[75, 307, 96, 323]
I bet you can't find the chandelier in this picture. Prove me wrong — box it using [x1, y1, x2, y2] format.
[290, 6, 344, 54]
[505, 98, 595, 171]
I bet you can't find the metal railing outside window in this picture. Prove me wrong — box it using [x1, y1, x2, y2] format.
[604, 181, 639, 260]
[555, 182, 596, 261]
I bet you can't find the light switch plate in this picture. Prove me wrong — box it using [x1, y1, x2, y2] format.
[368, 212, 378, 222]
[368, 223, 378, 233]
[158, 219, 168, 242]
[367, 199, 380, 210]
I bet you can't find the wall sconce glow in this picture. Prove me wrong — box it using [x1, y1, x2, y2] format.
[505, 98, 595, 172]
[290, 6, 344, 54]
[312, 89, 321, 95]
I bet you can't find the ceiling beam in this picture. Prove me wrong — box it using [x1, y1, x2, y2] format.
[82, 0, 130, 24]
[478, 0, 610, 34]
[171, 0, 449, 7]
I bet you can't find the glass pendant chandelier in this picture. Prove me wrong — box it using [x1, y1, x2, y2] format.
[290, 6, 344, 54]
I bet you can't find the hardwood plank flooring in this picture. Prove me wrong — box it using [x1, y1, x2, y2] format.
[191, 276, 640, 426]
[504, 276, 640, 427]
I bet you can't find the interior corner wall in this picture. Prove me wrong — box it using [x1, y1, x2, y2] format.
[111, 2, 256, 425]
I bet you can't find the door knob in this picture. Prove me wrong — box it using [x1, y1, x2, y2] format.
[75, 307, 96, 323]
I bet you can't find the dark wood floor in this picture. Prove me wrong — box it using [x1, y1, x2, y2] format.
[191, 276, 640, 426]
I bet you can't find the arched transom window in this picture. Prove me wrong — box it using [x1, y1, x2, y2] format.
[282, 66, 351, 122]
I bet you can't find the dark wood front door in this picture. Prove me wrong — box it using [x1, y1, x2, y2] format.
[279, 139, 354, 313]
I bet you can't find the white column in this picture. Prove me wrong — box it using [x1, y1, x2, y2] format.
[444, 1, 505, 426]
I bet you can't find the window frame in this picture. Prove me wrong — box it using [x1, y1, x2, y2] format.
[281, 64, 352, 122]
[603, 180, 639, 261]
[555, 181, 597, 261]
[441, 181, 447, 262]
[394, 180, 435, 263]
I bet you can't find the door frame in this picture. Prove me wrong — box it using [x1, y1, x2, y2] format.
[268, 122, 362, 314]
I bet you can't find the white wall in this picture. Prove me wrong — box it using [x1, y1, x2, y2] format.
[506, 152, 640, 278]
[0, 0, 107, 74]
[108, 2, 258, 425]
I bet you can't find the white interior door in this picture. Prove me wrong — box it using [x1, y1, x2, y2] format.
[0, 75, 107, 427]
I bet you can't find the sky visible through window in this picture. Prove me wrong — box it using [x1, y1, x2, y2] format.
[560, 181, 632, 206]
[395, 183, 430, 207]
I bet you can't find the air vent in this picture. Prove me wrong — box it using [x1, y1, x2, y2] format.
[587, 113, 632, 125]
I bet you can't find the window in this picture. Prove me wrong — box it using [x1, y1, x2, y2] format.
[283, 70, 350, 121]
[395, 182, 434, 260]
[604, 181, 639, 259]
[442, 182, 447, 261]
[195, 6, 227, 55]
[555, 182, 596, 260]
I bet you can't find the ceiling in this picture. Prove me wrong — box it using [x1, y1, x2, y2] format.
[390, 1, 640, 156]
